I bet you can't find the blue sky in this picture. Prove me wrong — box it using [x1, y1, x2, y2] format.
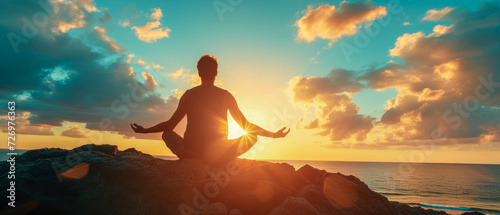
[94, 0, 490, 117]
[1, 0, 499, 163]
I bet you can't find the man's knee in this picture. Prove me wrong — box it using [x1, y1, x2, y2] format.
[162, 131, 180, 142]
[162, 130, 172, 141]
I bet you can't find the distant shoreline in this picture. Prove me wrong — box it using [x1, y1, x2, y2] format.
[1, 148, 499, 166]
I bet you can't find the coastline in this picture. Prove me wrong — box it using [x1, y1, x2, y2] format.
[1, 148, 497, 214]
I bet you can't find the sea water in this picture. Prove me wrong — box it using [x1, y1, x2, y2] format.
[275, 160, 500, 215]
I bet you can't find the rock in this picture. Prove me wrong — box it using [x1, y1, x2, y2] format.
[268, 197, 320, 215]
[229, 209, 243, 215]
[297, 164, 327, 185]
[199, 202, 228, 215]
[0, 144, 478, 215]
[461, 212, 485, 215]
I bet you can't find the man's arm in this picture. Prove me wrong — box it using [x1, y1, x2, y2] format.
[227, 93, 289, 138]
[130, 94, 187, 133]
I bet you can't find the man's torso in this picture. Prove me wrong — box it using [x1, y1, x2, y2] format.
[183, 85, 230, 153]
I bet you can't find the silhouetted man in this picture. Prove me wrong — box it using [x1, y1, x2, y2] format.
[131, 55, 289, 164]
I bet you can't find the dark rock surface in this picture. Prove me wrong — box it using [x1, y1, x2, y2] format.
[0, 144, 484, 215]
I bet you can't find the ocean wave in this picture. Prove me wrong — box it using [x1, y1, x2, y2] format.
[419, 203, 471, 211]
[379, 192, 405, 196]
[419, 203, 500, 214]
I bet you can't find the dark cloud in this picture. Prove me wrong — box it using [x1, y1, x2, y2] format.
[0, 0, 177, 140]
[290, 69, 374, 141]
[98, 12, 112, 25]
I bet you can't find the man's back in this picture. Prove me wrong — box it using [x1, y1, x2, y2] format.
[182, 85, 230, 153]
[130, 54, 289, 164]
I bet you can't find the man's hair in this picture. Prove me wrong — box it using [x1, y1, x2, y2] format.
[197, 55, 218, 80]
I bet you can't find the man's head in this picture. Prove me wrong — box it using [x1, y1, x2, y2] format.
[197, 55, 218, 82]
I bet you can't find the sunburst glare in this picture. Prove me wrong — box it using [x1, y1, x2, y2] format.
[228, 118, 247, 139]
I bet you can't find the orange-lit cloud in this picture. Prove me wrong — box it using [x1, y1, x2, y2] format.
[423, 7, 454, 21]
[295, 1, 387, 43]
[76, 0, 99, 12]
[61, 125, 88, 138]
[168, 67, 201, 86]
[93, 26, 123, 52]
[137, 59, 146, 65]
[131, 8, 170, 43]
[50, 1, 88, 33]
[1, 112, 54, 135]
[132, 21, 171, 43]
[150, 8, 163, 20]
[171, 89, 184, 99]
[142, 72, 158, 91]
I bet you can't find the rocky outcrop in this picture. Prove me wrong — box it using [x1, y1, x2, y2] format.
[0, 144, 468, 215]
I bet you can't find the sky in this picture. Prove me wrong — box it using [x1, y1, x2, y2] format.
[1, 0, 500, 164]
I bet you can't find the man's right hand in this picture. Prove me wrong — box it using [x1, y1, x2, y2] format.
[130, 123, 147, 133]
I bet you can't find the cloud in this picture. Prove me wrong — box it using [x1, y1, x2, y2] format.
[93, 26, 123, 52]
[290, 70, 374, 141]
[168, 67, 187, 79]
[150, 64, 164, 69]
[131, 8, 170, 43]
[119, 20, 130, 27]
[290, 69, 364, 103]
[423, 7, 454, 21]
[171, 89, 184, 99]
[121, 3, 138, 26]
[61, 125, 88, 138]
[50, 0, 89, 33]
[0, 112, 54, 135]
[150, 8, 163, 20]
[403, 21, 411, 26]
[142, 72, 158, 91]
[0, 0, 179, 140]
[290, 3, 500, 148]
[98, 12, 112, 25]
[295, 0, 387, 43]
[137, 59, 146, 65]
[126, 54, 135, 63]
[132, 21, 171, 43]
[76, 0, 99, 12]
[168, 67, 201, 86]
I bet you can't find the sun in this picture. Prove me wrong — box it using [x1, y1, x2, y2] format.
[228, 119, 247, 139]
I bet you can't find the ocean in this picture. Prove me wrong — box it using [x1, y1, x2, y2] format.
[272, 160, 500, 215]
[3, 150, 499, 214]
